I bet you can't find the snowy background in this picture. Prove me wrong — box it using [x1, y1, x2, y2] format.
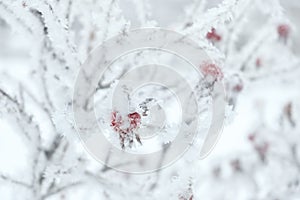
[0, 0, 300, 199]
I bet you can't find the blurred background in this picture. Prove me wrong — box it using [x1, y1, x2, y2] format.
[0, 0, 300, 199]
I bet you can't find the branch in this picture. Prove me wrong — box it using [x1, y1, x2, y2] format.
[291, 144, 300, 172]
[0, 174, 32, 189]
[41, 181, 83, 200]
[0, 88, 19, 106]
[0, 1, 34, 34]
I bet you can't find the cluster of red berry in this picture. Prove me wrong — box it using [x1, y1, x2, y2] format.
[110, 111, 142, 149]
[206, 28, 222, 43]
[200, 62, 224, 81]
[248, 134, 269, 162]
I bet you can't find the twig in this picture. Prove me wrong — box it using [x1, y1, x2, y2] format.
[0, 174, 32, 189]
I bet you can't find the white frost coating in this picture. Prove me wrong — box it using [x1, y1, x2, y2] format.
[0, 0, 300, 199]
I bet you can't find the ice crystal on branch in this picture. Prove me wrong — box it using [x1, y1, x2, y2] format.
[1, 0, 300, 199]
